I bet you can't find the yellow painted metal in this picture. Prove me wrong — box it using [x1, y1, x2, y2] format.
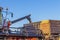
[58, 36, 60, 40]
[40, 20, 51, 38]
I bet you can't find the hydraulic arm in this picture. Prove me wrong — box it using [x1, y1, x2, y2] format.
[11, 14, 32, 24]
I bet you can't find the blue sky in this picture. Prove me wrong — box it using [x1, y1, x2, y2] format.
[0, 0, 60, 27]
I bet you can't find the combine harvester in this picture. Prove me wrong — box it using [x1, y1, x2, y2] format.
[0, 7, 44, 40]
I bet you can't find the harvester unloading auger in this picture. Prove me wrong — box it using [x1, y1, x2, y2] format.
[0, 7, 32, 33]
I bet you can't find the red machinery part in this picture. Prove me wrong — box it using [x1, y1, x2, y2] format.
[7, 21, 11, 28]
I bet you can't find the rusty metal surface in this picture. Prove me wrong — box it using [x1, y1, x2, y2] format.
[50, 20, 60, 34]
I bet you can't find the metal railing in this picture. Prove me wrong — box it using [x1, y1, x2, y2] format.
[8, 27, 43, 37]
